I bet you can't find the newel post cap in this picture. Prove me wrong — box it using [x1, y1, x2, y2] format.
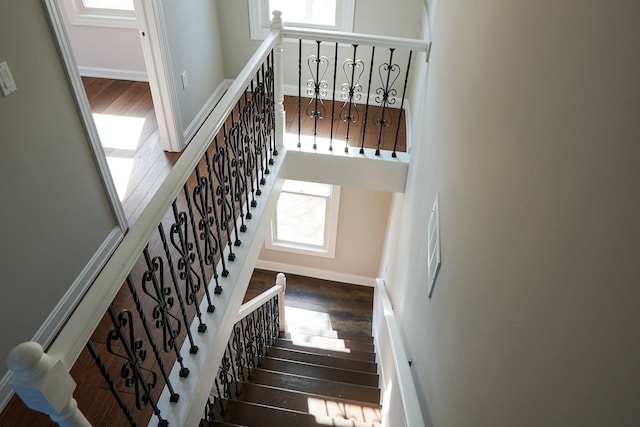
[7, 342, 76, 414]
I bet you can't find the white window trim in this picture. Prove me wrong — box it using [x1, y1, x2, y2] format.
[60, 0, 137, 29]
[249, 0, 355, 40]
[266, 183, 341, 258]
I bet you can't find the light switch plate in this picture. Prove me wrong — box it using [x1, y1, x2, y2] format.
[0, 61, 17, 97]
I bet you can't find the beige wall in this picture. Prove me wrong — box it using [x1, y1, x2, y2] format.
[259, 186, 392, 283]
[386, 1, 640, 426]
[0, 1, 118, 383]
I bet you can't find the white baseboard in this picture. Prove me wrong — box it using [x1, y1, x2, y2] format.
[255, 259, 376, 287]
[78, 66, 148, 82]
[0, 226, 123, 413]
[183, 79, 232, 143]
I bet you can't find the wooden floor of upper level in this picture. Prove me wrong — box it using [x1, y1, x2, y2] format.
[80, 78, 406, 225]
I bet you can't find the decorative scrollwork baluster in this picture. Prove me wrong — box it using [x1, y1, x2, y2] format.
[340, 44, 365, 152]
[231, 324, 246, 386]
[105, 306, 168, 427]
[307, 40, 330, 149]
[211, 135, 237, 262]
[266, 51, 277, 160]
[141, 245, 198, 355]
[86, 340, 138, 427]
[167, 203, 208, 333]
[373, 48, 401, 155]
[228, 109, 248, 233]
[125, 275, 185, 395]
[242, 88, 258, 210]
[252, 71, 268, 187]
[181, 186, 216, 310]
[218, 347, 234, 400]
[214, 379, 227, 416]
[203, 145, 230, 281]
[360, 46, 376, 154]
[241, 317, 256, 379]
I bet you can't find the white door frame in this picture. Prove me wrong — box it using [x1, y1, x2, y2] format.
[134, 0, 185, 152]
[43, 0, 128, 229]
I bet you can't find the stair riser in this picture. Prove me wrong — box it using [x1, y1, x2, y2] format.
[261, 357, 379, 387]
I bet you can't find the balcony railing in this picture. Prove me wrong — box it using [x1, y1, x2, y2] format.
[5, 11, 428, 427]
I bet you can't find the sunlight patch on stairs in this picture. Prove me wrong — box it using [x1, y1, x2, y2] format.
[308, 397, 382, 426]
[285, 306, 334, 336]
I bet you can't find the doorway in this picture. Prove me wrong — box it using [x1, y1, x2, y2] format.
[49, 0, 184, 224]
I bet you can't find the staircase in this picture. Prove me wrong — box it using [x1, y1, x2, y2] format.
[203, 329, 382, 426]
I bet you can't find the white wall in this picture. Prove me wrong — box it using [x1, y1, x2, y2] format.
[386, 1, 640, 426]
[258, 186, 391, 284]
[57, 0, 147, 80]
[161, 0, 226, 138]
[0, 0, 118, 393]
[217, 0, 424, 80]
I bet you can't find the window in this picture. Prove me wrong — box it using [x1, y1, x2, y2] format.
[249, 0, 355, 39]
[63, 0, 137, 28]
[267, 180, 341, 257]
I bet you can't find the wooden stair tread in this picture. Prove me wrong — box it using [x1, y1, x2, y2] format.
[273, 338, 376, 362]
[260, 356, 379, 387]
[279, 332, 375, 353]
[236, 382, 382, 424]
[249, 368, 380, 404]
[280, 329, 374, 344]
[268, 346, 378, 373]
[218, 399, 380, 427]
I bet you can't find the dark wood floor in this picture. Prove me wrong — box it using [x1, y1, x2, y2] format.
[245, 269, 374, 337]
[82, 77, 181, 225]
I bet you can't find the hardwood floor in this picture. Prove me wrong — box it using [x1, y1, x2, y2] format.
[82, 77, 180, 225]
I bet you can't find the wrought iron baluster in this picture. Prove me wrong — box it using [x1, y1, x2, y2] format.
[253, 310, 265, 366]
[253, 70, 267, 186]
[268, 50, 277, 159]
[86, 340, 138, 427]
[105, 306, 168, 427]
[167, 202, 208, 332]
[203, 145, 230, 280]
[214, 379, 227, 415]
[180, 186, 215, 310]
[136, 247, 185, 367]
[374, 48, 401, 155]
[241, 317, 256, 378]
[222, 122, 242, 247]
[329, 42, 338, 152]
[307, 40, 329, 150]
[218, 347, 234, 400]
[393, 50, 413, 157]
[340, 44, 365, 153]
[228, 109, 248, 233]
[231, 324, 247, 385]
[261, 63, 271, 177]
[142, 244, 198, 355]
[360, 46, 376, 154]
[242, 87, 258, 210]
[125, 275, 186, 395]
[211, 135, 237, 262]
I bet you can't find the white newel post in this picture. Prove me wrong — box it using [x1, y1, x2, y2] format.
[270, 10, 286, 150]
[7, 342, 91, 427]
[276, 272, 287, 332]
